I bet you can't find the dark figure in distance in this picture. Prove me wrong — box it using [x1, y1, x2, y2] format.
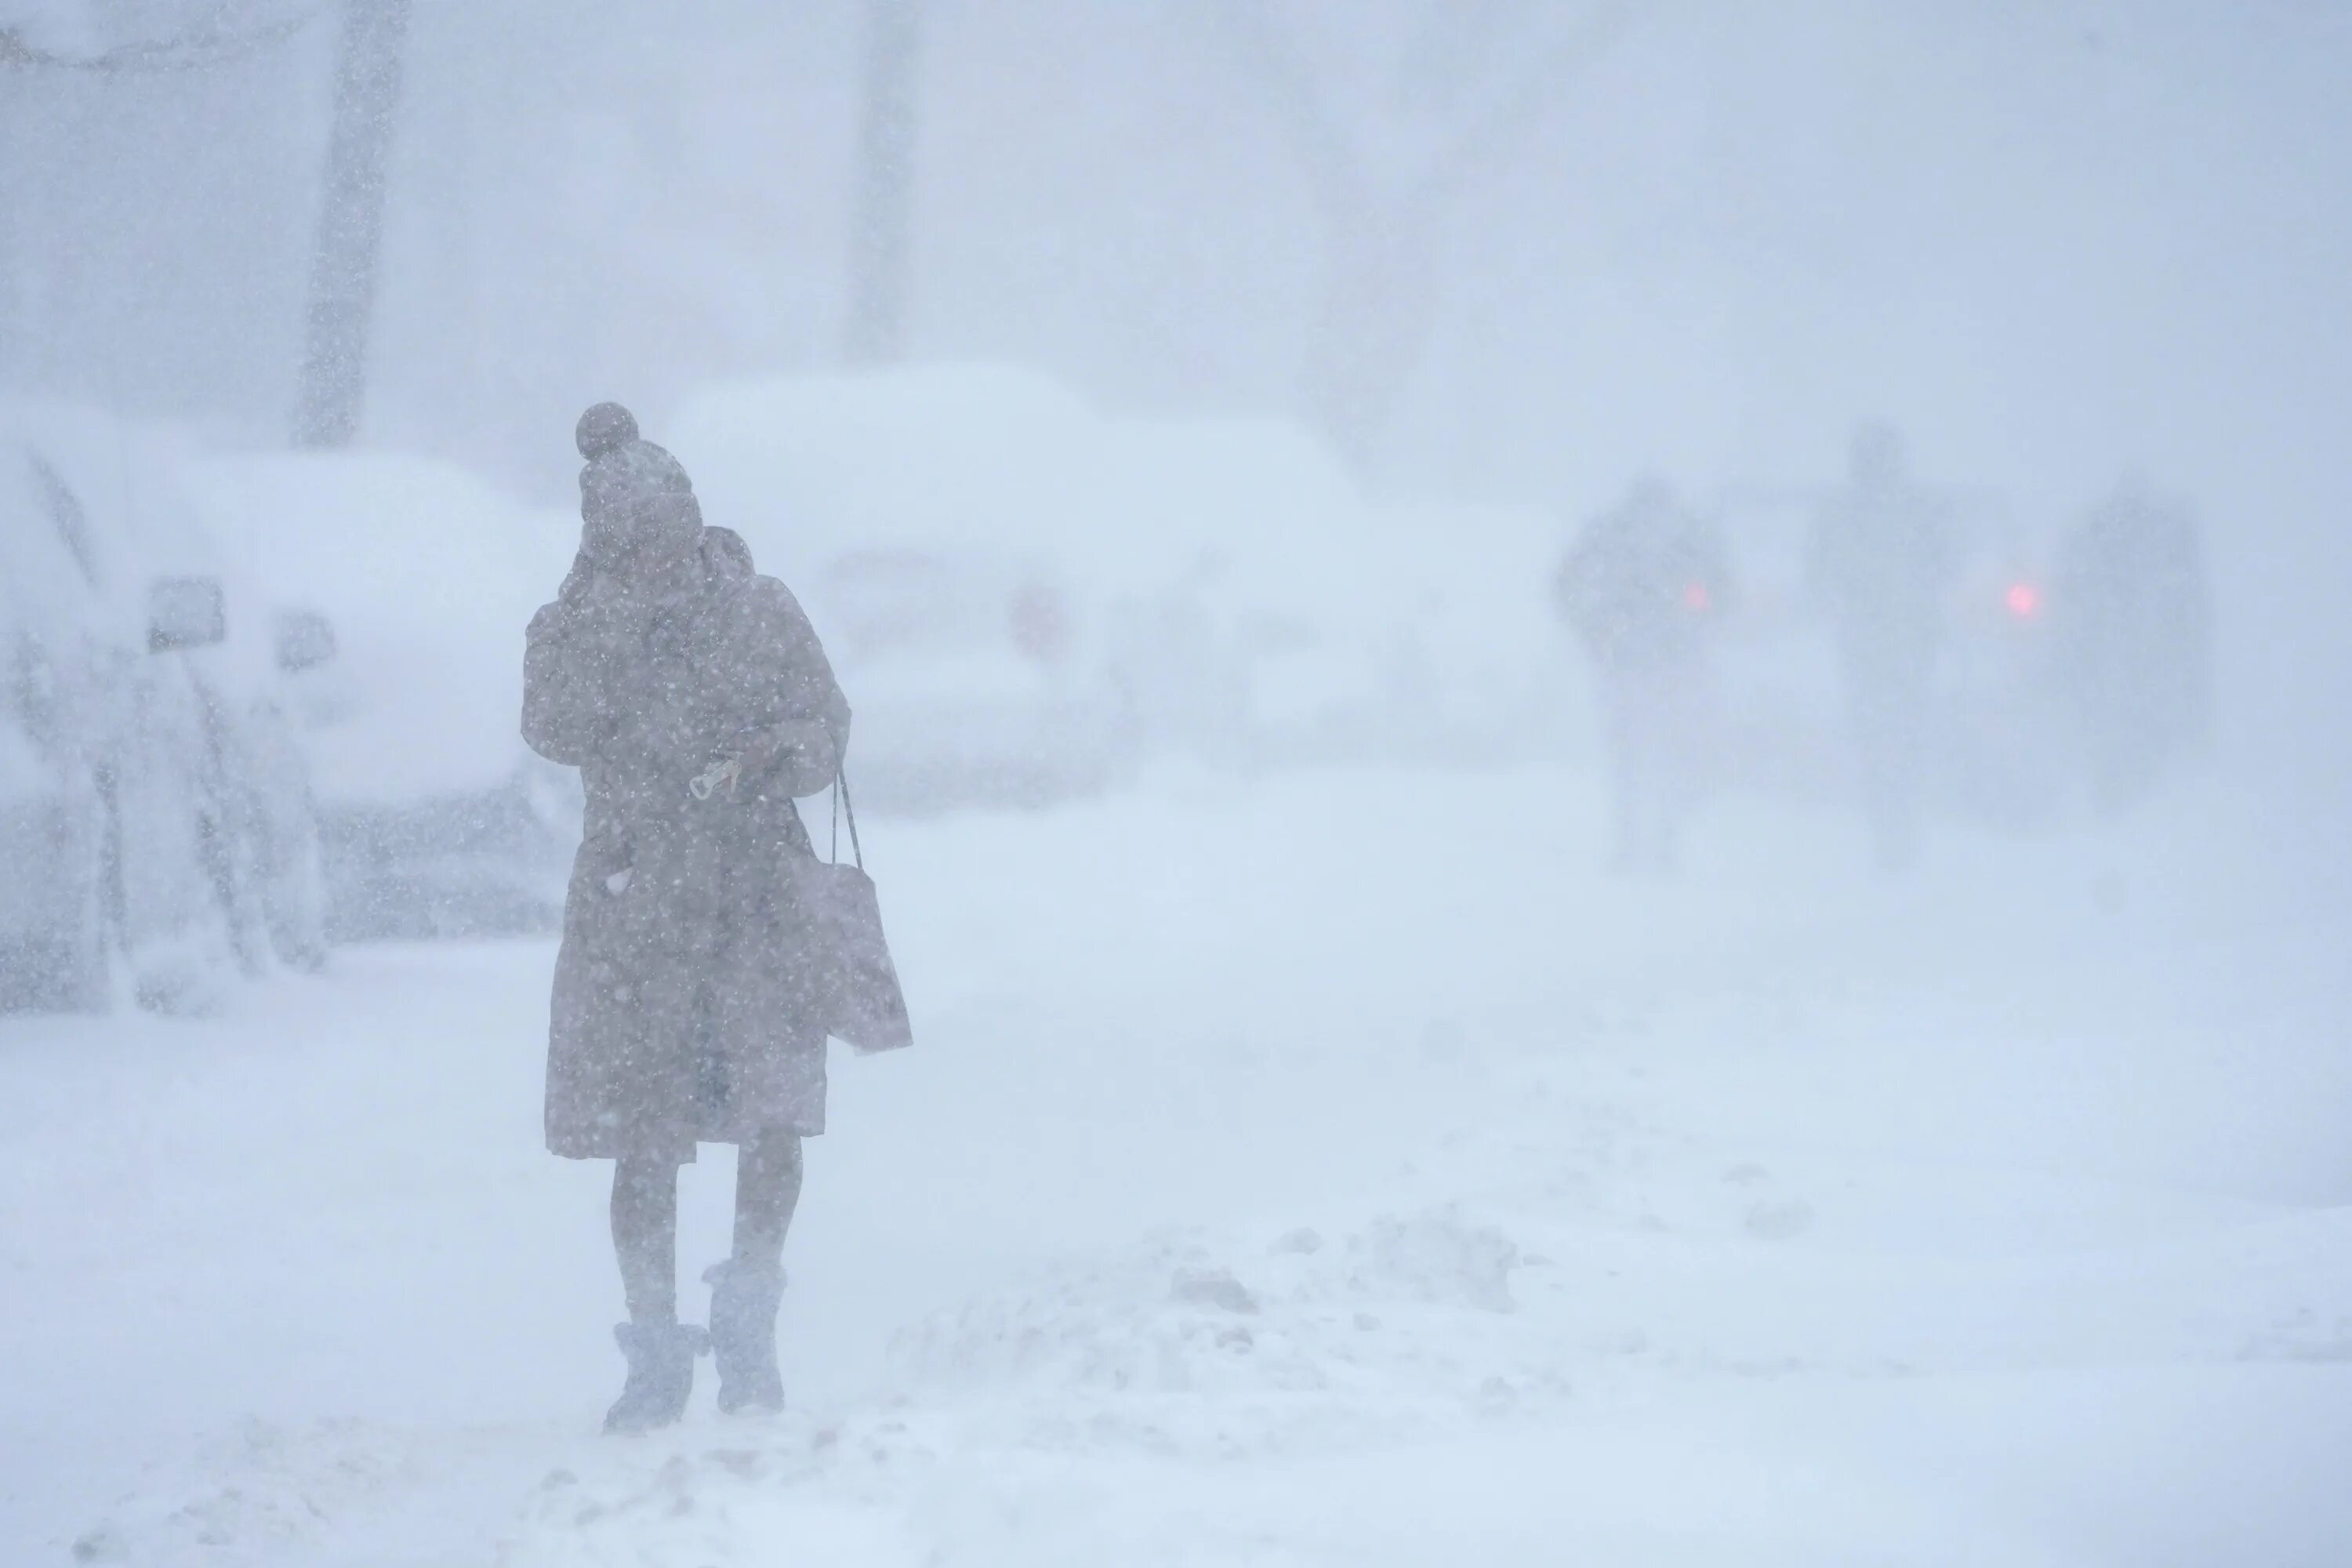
[1555, 477, 1730, 873]
[1807, 423, 1958, 872]
[523, 403, 851, 1432]
[2053, 476, 2213, 815]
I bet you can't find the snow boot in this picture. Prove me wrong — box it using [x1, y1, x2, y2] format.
[602, 1320, 707, 1435]
[705, 1259, 786, 1415]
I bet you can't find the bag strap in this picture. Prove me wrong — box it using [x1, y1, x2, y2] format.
[831, 768, 866, 872]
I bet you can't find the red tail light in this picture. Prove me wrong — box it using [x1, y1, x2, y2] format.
[2004, 582, 2041, 619]
[1682, 582, 1712, 613]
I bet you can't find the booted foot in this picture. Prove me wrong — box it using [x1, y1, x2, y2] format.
[705, 1260, 786, 1415]
[602, 1320, 706, 1435]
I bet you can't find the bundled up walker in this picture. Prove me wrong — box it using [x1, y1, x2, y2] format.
[522, 402, 909, 1432]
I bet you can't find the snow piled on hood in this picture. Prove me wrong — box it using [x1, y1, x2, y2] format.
[0, 397, 288, 702]
[180, 452, 576, 804]
[667, 362, 1393, 626]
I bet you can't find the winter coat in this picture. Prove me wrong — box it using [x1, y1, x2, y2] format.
[524, 529, 851, 1163]
[2053, 492, 2213, 810]
[1555, 499, 1728, 673]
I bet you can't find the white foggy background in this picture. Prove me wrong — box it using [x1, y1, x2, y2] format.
[8, 2, 2352, 1564]
[5, 0, 2349, 804]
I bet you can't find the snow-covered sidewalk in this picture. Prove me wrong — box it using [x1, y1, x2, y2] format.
[6, 767, 2348, 1566]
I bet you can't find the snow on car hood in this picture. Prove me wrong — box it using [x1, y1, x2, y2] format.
[1, 400, 289, 702]
[181, 452, 577, 806]
[668, 363, 1396, 629]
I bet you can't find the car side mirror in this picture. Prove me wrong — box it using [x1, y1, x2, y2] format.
[148, 576, 227, 653]
[274, 608, 338, 673]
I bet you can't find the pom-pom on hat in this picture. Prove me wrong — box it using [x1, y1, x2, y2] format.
[575, 401, 640, 462]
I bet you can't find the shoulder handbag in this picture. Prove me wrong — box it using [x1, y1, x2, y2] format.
[805, 770, 913, 1053]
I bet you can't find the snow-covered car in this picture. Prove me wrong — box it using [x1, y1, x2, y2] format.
[183, 453, 583, 939]
[671, 365, 1484, 797]
[798, 546, 1121, 811]
[0, 405, 327, 1013]
[671, 367, 1135, 811]
[1088, 415, 1403, 771]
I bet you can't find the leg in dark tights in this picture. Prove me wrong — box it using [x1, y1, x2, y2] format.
[731, 1127, 804, 1272]
[602, 1155, 699, 1433]
[611, 1156, 681, 1324]
[710, 1127, 800, 1414]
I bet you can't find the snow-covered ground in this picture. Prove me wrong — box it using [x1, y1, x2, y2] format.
[5, 764, 2349, 1566]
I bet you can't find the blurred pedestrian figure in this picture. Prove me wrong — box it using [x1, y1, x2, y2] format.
[523, 403, 852, 1432]
[2053, 476, 2213, 814]
[1555, 476, 1730, 873]
[1807, 423, 1958, 872]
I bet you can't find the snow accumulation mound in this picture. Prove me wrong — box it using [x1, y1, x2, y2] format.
[39, 775, 2352, 1567]
[671, 364, 1103, 570]
[673, 365, 1508, 643]
[181, 452, 576, 804]
[891, 1209, 1534, 1428]
[669, 362, 1375, 613]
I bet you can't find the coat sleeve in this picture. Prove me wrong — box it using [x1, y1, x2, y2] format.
[521, 597, 608, 764]
[737, 578, 851, 798]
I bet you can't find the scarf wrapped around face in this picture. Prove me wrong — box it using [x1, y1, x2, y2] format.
[579, 437, 702, 571]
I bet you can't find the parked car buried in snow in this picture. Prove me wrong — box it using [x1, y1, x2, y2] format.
[182, 452, 583, 939]
[0, 405, 328, 1013]
[799, 546, 1123, 811]
[668, 365, 1462, 797]
[670, 368, 1141, 811]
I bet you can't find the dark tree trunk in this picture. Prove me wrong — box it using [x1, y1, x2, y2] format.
[293, 0, 411, 448]
[843, 0, 924, 365]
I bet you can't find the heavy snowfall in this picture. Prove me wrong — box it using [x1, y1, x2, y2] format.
[3, 4, 2349, 1566]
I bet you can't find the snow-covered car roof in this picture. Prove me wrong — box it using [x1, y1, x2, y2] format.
[180, 451, 577, 806]
[666, 363, 1394, 630]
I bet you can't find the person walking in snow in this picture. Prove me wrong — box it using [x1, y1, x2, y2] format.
[523, 403, 851, 1432]
[1806, 423, 1958, 872]
[2052, 475, 2214, 815]
[1555, 476, 1730, 873]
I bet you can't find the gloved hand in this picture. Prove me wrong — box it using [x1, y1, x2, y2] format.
[691, 722, 828, 800]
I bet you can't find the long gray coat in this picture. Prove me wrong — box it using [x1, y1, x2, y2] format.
[523, 530, 851, 1163]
